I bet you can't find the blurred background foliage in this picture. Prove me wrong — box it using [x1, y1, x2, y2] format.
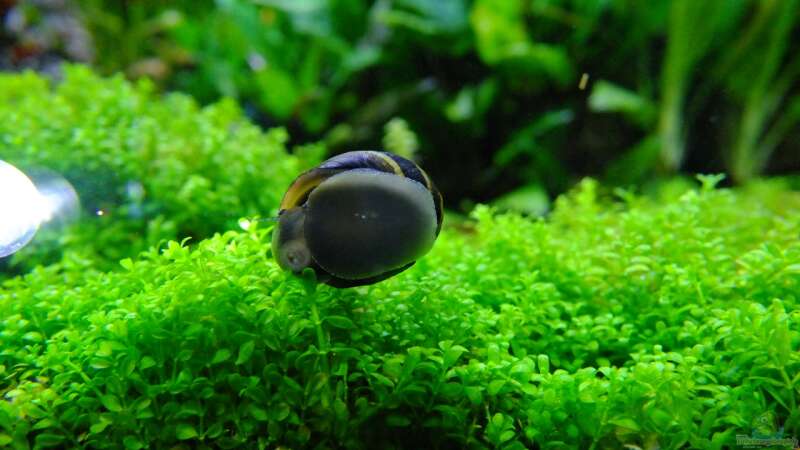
[1, 0, 799, 211]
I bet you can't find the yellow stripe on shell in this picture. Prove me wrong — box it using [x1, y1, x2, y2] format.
[279, 169, 339, 210]
[281, 151, 406, 211]
[368, 151, 404, 177]
[419, 167, 433, 191]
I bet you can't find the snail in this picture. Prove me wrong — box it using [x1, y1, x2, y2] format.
[272, 151, 443, 288]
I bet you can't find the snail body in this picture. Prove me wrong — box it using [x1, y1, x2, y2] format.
[272, 151, 443, 288]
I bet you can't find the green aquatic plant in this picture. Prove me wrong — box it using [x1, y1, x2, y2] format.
[71, 0, 800, 201]
[382, 118, 419, 162]
[1, 178, 798, 449]
[591, 0, 800, 185]
[726, 0, 800, 183]
[0, 66, 309, 275]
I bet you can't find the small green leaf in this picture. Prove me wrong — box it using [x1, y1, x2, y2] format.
[324, 315, 355, 329]
[131, 397, 151, 411]
[271, 403, 291, 421]
[443, 345, 467, 368]
[249, 405, 268, 421]
[140, 357, 156, 370]
[488, 379, 506, 395]
[90, 358, 112, 369]
[537, 355, 550, 374]
[299, 267, 318, 295]
[370, 373, 395, 388]
[34, 433, 66, 447]
[123, 436, 144, 450]
[176, 424, 199, 440]
[333, 398, 349, 421]
[136, 409, 155, 420]
[22, 331, 43, 343]
[32, 418, 56, 431]
[205, 423, 224, 439]
[120, 258, 134, 270]
[100, 394, 123, 412]
[649, 408, 673, 429]
[236, 341, 255, 365]
[486, 412, 515, 445]
[90, 419, 111, 434]
[499, 430, 516, 443]
[609, 417, 640, 431]
[25, 404, 46, 419]
[211, 349, 232, 365]
[588, 80, 656, 127]
[96, 340, 113, 357]
[465, 386, 483, 405]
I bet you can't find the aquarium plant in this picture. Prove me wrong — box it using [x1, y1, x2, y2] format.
[0, 65, 313, 277]
[1, 67, 799, 448]
[60, 0, 800, 203]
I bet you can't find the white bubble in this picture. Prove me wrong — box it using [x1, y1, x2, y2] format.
[0, 160, 47, 257]
[0, 162, 80, 258]
[238, 218, 252, 230]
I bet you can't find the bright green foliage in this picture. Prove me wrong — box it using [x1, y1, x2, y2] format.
[0, 66, 307, 274]
[382, 118, 419, 162]
[2, 179, 799, 449]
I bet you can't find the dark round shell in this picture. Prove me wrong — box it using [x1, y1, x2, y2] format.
[275, 151, 443, 287]
[305, 169, 437, 280]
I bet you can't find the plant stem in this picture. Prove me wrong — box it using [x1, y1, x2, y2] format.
[310, 303, 328, 355]
[310, 301, 331, 401]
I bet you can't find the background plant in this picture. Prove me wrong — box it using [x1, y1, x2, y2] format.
[18, 0, 790, 207]
[0, 66, 312, 277]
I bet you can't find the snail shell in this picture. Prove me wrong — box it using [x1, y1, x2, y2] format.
[272, 151, 443, 288]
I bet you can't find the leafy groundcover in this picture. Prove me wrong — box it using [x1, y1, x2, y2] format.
[0, 65, 311, 276]
[1, 69, 800, 450]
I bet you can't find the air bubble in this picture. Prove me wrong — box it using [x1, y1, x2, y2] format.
[30, 167, 80, 226]
[0, 161, 80, 258]
[0, 160, 46, 257]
